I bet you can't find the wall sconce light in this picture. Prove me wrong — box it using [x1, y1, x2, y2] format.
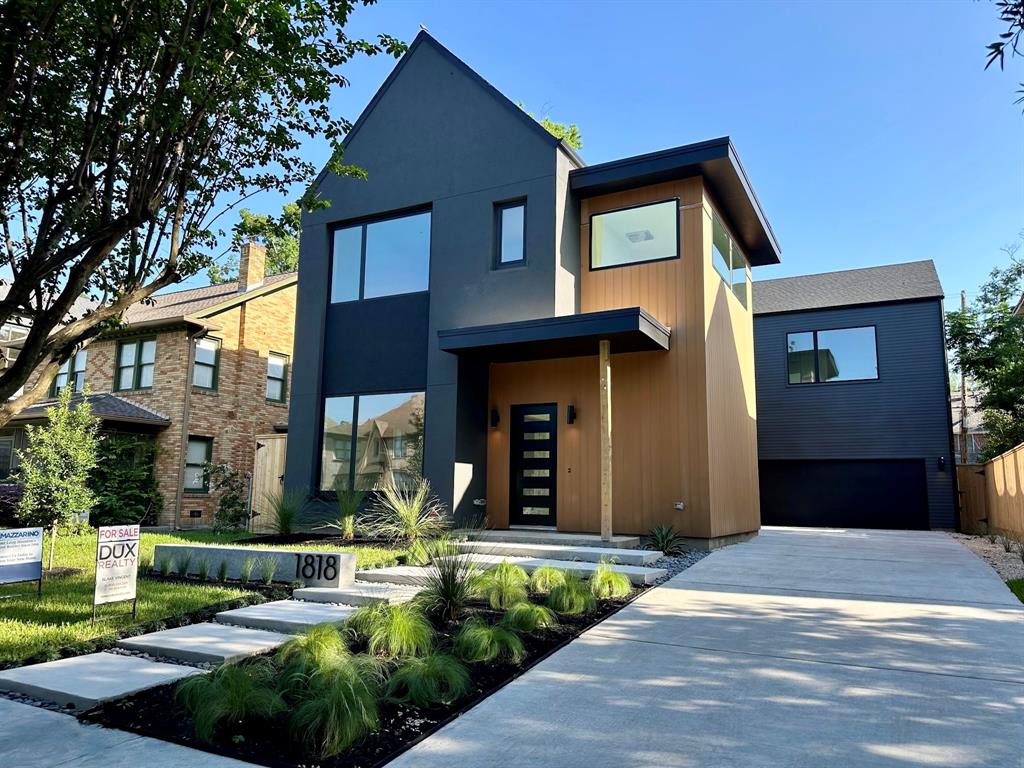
[567, 404, 577, 425]
[490, 408, 500, 428]
[938, 456, 946, 471]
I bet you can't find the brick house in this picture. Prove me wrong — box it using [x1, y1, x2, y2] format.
[1, 244, 296, 527]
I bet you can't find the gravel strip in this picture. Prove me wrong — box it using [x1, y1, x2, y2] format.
[0, 688, 72, 713]
[651, 550, 709, 585]
[950, 532, 1024, 581]
[103, 647, 215, 670]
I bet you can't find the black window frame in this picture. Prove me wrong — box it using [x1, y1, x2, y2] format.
[114, 337, 156, 392]
[192, 336, 221, 391]
[493, 198, 527, 269]
[589, 198, 680, 272]
[50, 349, 87, 397]
[266, 351, 289, 403]
[786, 325, 880, 386]
[183, 435, 213, 494]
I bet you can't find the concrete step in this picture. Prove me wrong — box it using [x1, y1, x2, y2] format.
[464, 529, 641, 549]
[0, 652, 199, 710]
[456, 540, 661, 566]
[354, 566, 430, 587]
[445, 553, 667, 586]
[293, 581, 421, 605]
[216, 600, 357, 633]
[117, 622, 292, 665]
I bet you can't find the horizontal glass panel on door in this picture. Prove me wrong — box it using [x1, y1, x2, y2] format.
[591, 200, 678, 269]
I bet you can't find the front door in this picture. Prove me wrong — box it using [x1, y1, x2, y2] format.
[509, 403, 557, 526]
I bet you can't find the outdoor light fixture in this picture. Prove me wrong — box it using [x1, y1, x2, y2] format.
[567, 404, 577, 424]
[938, 456, 946, 471]
[490, 408, 500, 428]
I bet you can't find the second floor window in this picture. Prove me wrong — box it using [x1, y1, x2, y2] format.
[787, 326, 879, 384]
[591, 199, 678, 270]
[51, 349, 87, 396]
[266, 352, 288, 402]
[193, 337, 220, 390]
[330, 210, 431, 303]
[712, 212, 750, 309]
[115, 338, 156, 391]
[495, 201, 526, 266]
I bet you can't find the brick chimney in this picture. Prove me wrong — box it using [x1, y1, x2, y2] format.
[238, 242, 266, 292]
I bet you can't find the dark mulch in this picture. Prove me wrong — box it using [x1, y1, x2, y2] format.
[81, 593, 641, 768]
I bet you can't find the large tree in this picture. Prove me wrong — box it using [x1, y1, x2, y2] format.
[208, 202, 301, 283]
[0, 0, 403, 426]
[986, 0, 1024, 105]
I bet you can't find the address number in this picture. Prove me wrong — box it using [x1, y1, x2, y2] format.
[294, 554, 338, 582]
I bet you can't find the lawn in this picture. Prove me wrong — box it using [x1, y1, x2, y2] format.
[0, 530, 407, 663]
[1009, 579, 1024, 604]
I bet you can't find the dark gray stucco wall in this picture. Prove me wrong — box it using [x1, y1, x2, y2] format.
[285, 37, 577, 521]
[753, 299, 956, 528]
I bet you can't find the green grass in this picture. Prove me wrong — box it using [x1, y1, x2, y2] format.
[1008, 579, 1024, 604]
[0, 530, 406, 662]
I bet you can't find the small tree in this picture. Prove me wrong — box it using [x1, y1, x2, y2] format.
[16, 386, 100, 569]
[89, 434, 162, 526]
[205, 462, 250, 531]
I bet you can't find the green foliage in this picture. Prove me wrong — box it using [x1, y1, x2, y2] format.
[1009, 578, 1024, 604]
[176, 659, 285, 742]
[209, 203, 302, 284]
[453, 617, 525, 664]
[197, 558, 211, 581]
[501, 602, 558, 634]
[547, 571, 597, 616]
[16, 387, 99, 542]
[239, 557, 256, 584]
[986, 0, 1024, 106]
[217, 560, 229, 582]
[318, 484, 365, 540]
[946, 248, 1024, 458]
[386, 653, 470, 707]
[472, 561, 529, 610]
[528, 565, 566, 594]
[1000, 534, 1017, 553]
[259, 557, 278, 585]
[589, 562, 631, 599]
[646, 524, 686, 556]
[264, 489, 304, 535]
[363, 480, 449, 544]
[158, 555, 174, 577]
[348, 602, 433, 659]
[518, 103, 583, 149]
[178, 551, 194, 577]
[89, 434, 162, 526]
[414, 538, 479, 622]
[205, 463, 250, 531]
[277, 623, 352, 696]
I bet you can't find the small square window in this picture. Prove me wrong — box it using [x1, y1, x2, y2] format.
[495, 201, 526, 266]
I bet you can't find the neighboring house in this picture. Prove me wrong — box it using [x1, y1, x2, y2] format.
[753, 261, 957, 530]
[285, 32, 781, 547]
[951, 391, 987, 464]
[3, 244, 296, 527]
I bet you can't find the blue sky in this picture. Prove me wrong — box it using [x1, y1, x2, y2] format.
[194, 0, 1023, 303]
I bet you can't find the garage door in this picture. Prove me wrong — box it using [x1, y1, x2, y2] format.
[759, 459, 929, 530]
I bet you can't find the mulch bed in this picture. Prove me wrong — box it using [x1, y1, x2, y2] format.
[80, 592, 643, 768]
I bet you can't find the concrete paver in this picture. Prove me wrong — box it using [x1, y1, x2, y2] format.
[117, 622, 291, 664]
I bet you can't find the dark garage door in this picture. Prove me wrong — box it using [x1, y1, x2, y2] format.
[759, 459, 929, 530]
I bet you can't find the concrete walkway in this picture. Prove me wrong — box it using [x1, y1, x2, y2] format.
[389, 527, 1024, 768]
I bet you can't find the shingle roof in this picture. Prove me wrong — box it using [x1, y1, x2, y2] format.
[123, 272, 295, 324]
[752, 260, 943, 315]
[12, 392, 171, 426]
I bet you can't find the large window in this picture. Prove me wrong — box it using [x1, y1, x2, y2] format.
[266, 352, 288, 403]
[711, 212, 750, 308]
[51, 349, 87, 396]
[495, 201, 525, 266]
[184, 436, 212, 493]
[591, 199, 678, 270]
[115, 338, 156, 391]
[192, 337, 220, 390]
[787, 326, 878, 384]
[330, 210, 431, 302]
[321, 391, 424, 492]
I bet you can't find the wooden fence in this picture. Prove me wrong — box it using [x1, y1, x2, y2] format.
[957, 441, 1024, 535]
[249, 433, 287, 534]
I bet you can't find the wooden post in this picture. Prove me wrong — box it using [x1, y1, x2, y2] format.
[599, 339, 612, 542]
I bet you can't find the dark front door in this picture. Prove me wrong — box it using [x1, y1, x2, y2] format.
[509, 403, 557, 527]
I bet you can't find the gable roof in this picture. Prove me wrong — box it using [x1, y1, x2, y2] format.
[11, 392, 170, 427]
[752, 260, 943, 315]
[121, 272, 296, 327]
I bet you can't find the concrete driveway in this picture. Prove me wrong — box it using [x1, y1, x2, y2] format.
[389, 527, 1024, 768]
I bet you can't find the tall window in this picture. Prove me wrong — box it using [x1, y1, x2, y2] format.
[330, 210, 431, 302]
[591, 199, 678, 270]
[321, 391, 424, 492]
[115, 338, 156, 391]
[192, 337, 220, 390]
[51, 349, 87, 396]
[266, 352, 288, 403]
[711, 212, 750, 308]
[184, 436, 212, 492]
[787, 326, 878, 384]
[495, 201, 526, 266]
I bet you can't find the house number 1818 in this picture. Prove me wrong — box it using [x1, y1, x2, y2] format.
[295, 553, 338, 582]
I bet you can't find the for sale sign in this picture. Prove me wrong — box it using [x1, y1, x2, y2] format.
[94, 525, 140, 607]
[0, 527, 43, 585]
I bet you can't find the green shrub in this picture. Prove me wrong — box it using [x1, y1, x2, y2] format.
[348, 602, 433, 659]
[276, 623, 352, 696]
[89, 434, 162, 526]
[158, 555, 174, 577]
[217, 559, 229, 582]
[259, 556, 278, 585]
[206, 462, 250, 531]
[176, 659, 285, 742]
[406, 538, 430, 566]
[362, 480, 448, 544]
[453, 618, 524, 664]
[547, 571, 596, 615]
[529, 564, 566, 594]
[265, 489, 304, 535]
[501, 602, 558, 634]
[317, 483, 364, 541]
[178, 551, 194, 577]
[414, 538, 479, 622]
[197, 558, 211, 581]
[589, 562, 631, 599]
[386, 653, 470, 707]
[646, 525, 685, 556]
[289, 653, 383, 757]
[472, 561, 528, 610]
[239, 557, 256, 583]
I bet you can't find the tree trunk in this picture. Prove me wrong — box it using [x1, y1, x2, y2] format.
[48, 524, 56, 571]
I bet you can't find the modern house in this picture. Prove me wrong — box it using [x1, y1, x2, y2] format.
[753, 261, 957, 529]
[2, 244, 296, 527]
[285, 32, 780, 547]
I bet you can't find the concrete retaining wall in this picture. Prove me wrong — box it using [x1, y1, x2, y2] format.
[152, 544, 355, 588]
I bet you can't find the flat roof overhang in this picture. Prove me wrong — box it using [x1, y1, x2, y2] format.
[569, 137, 781, 267]
[438, 307, 670, 363]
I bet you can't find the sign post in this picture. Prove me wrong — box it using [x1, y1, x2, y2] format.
[0, 527, 43, 597]
[93, 524, 141, 623]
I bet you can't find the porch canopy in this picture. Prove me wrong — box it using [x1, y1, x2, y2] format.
[437, 306, 670, 361]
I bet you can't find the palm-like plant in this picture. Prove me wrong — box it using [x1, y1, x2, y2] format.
[316, 482, 365, 541]
[176, 659, 285, 742]
[265, 489, 305, 535]
[362, 480, 449, 545]
[646, 524, 685, 556]
[589, 562, 631, 599]
[348, 602, 434, 659]
[386, 653, 470, 707]
[453, 617, 525, 664]
[472, 560, 529, 610]
[414, 537, 479, 623]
